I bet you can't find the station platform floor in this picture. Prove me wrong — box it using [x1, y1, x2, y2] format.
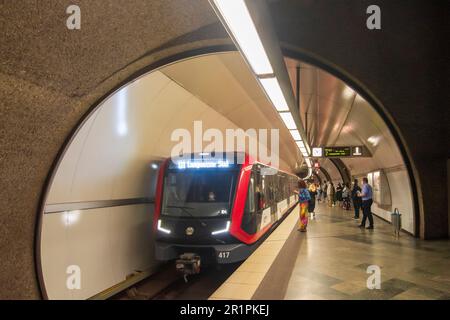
[210, 202, 450, 300]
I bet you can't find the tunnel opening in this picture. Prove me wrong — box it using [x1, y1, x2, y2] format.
[35, 47, 419, 299]
[282, 48, 421, 237]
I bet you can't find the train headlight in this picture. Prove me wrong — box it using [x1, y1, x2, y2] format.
[211, 221, 231, 235]
[157, 219, 171, 234]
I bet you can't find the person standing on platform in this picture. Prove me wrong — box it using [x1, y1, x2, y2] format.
[297, 180, 311, 232]
[358, 177, 374, 229]
[317, 183, 322, 203]
[308, 183, 317, 219]
[342, 183, 351, 210]
[351, 179, 362, 220]
[327, 181, 335, 207]
[336, 183, 343, 207]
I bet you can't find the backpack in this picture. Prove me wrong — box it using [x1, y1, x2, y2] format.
[299, 189, 311, 203]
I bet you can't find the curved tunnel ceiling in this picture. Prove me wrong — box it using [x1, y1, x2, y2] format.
[285, 58, 406, 179]
[160, 52, 304, 171]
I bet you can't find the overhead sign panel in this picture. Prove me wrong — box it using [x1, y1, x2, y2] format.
[311, 146, 370, 158]
[324, 146, 351, 157]
[352, 146, 363, 156]
[312, 147, 323, 157]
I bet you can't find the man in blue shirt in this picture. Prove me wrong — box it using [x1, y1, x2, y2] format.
[358, 177, 374, 229]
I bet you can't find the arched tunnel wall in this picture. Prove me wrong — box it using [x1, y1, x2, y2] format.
[0, 0, 447, 299]
[274, 1, 449, 240]
[39, 68, 290, 299]
[308, 83, 417, 234]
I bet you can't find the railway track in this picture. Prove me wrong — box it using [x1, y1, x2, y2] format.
[111, 262, 241, 300]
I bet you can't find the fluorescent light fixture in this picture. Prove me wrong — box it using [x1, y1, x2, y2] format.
[212, 0, 314, 171]
[157, 220, 171, 234]
[259, 77, 289, 111]
[116, 88, 128, 137]
[278, 112, 297, 130]
[296, 141, 305, 149]
[212, 221, 231, 235]
[290, 130, 302, 141]
[212, 0, 273, 75]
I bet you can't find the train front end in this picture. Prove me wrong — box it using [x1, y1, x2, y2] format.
[154, 153, 251, 268]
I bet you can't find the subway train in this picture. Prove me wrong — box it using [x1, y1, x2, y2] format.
[153, 152, 299, 270]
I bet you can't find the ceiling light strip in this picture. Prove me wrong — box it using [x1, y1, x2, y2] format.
[210, 0, 312, 176]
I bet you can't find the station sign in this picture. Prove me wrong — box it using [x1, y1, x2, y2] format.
[312, 147, 323, 157]
[352, 146, 363, 156]
[311, 146, 369, 158]
[324, 146, 351, 157]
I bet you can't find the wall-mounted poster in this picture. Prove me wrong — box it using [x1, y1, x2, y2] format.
[365, 170, 391, 207]
[367, 172, 373, 187]
[373, 171, 381, 203]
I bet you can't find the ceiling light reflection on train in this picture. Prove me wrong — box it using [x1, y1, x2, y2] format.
[211, 0, 273, 75]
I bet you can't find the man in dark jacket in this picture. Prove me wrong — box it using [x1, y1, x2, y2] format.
[351, 179, 362, 220]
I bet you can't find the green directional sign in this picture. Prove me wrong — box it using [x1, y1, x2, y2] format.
[324, 146, 351, 157]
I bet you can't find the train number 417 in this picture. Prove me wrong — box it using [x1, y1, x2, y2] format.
[218, 251, 230, 259]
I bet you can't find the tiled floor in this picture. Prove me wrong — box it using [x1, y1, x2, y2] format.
[285, 202, 450, 300]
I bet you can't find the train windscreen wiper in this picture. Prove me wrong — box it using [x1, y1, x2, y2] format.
[165, 205, 194, 210]
[165, 205, 206, 227]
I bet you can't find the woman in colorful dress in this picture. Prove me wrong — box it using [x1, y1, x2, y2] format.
[297, 180, 311, 232]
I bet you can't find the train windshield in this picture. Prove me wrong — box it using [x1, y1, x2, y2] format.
[161, 169, 237, 218]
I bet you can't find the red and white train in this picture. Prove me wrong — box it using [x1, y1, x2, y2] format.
[153, 152, 299, 266]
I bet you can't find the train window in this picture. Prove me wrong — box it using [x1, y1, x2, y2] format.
[246, 176, 256, 213]
[161, 169, 238, 218]
[260, 165, 276, 208]
[262, 173, 269, 206]
[277, 174, 282, 202]
[242, 171, 258, 235]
